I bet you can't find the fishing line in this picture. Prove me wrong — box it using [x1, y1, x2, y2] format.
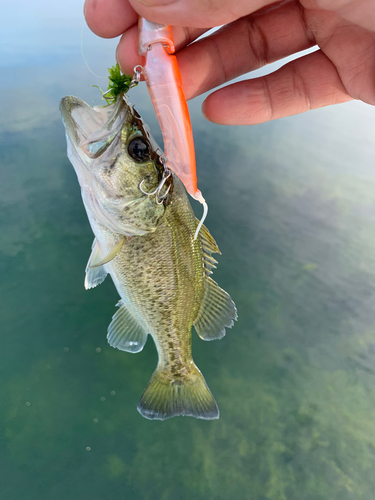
[80, 22, 107, 79]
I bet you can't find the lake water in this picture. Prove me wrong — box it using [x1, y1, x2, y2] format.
[2, 1, 375, 499]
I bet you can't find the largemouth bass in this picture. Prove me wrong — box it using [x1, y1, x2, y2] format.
[60, 94, 237, 420]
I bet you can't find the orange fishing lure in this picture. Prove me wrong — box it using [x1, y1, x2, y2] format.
[139, 19, 207, 233]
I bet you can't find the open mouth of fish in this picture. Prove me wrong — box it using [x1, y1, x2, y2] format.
[59, 95, 128, 160]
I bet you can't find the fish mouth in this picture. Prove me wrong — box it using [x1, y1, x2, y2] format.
[59, 95, 128, 158]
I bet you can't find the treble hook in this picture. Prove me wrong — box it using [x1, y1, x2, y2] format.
[139, 156, 172, 203]
[156, 183, 172, 204]
[139, 181, 159, 197]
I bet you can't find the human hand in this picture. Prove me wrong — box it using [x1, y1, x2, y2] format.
[84, 0, 375, 125]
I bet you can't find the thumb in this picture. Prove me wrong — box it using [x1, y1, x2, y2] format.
[129, 0, 273, 28]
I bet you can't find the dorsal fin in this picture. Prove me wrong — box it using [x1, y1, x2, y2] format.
[196, 219, 220, 276]
[85, 239, 108, 290]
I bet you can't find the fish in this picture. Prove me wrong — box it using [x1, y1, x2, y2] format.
[59, 93, 237, 420]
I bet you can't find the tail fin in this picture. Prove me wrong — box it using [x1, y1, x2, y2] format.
[137, 364, 219, 421]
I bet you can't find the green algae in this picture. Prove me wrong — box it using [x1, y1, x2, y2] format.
[93, 64, 133, 104]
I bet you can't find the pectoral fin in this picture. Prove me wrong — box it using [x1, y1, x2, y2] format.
[107, 300, 148, 353]
[194, 277, 237, 341]
[88, 236, 126, 269]
[84, 238, 108, 290]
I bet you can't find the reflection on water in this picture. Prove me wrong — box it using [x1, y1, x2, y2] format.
[2, 1, 375, 499]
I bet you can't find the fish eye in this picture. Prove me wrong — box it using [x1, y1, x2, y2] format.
[128, 137, 151, 162]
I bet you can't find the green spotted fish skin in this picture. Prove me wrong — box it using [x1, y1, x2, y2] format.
[60, 94, 237, 420]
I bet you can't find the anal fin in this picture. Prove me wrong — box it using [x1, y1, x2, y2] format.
[85, 238, 108, 290]
[108, 300, 148, 353]
[194, 277, 237, 341]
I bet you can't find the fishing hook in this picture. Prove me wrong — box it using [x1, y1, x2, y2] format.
[139, 155, 172, 204]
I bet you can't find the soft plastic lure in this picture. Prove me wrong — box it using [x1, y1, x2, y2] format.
[139, 19, 207, 237]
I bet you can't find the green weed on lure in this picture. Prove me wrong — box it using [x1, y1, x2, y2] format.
[93, 63, 134, 104]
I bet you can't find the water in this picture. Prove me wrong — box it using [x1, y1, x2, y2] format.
[2, 1, 375, 499]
